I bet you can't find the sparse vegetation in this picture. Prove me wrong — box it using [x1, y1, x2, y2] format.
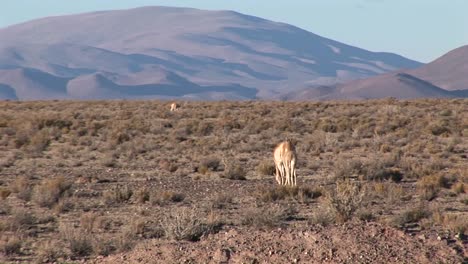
[0, 99, 466, 263]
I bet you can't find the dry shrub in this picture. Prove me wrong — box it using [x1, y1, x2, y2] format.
[428, 121, 451, 136]
[361, 157, 402, 182]
[241, 204, 295, 228]
[200, 157, 221, 172]
[417, 174, 449, 201]
[92, 237, 116, 257]
[36, 240, 64, 263]
[28, 129, 51, 153]
[256, 160, 276, 176]
[0, 187, 11, 200]
[372, 182, 407, 204]
[0, 235, 22, 256]
[102, 154, 117, 168]
[451, 182, 466, 194]
[53, 198, 75, 214]
[103, 185, 133, 205]
[160, 207, 220, 241]
[356, 209, 375, 222]
[0, 153, 16, 168]
[390, 205, 430, 227]
[325, 180, 365, 223]
[308, 206, 335, 227]
[10, 176, 33, 201]
[136, 188, 150, 204]
[333, 158, 362, 179]
[222, 163, 247, 180]
[258, 186, 321, 203]
[211, 193, 233, 209]
[4, 208, 36, 232]
[33, 176, 72, 208]
[80, 212, 98, 233]
[151, 191, 185, 205]
[159, 159, 178, 172]
[59, 224, 94, 258]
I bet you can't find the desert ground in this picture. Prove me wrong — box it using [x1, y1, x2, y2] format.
[0, 99, 466, 263]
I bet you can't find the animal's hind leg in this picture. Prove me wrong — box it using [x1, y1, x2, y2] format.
[275, 164, 281, 185]
[291, 160, 296, 186]
[284, 162, 291, 186]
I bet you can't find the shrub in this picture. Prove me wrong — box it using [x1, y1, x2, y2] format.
[417, 174, 449, 201]
[103, 185, 133, 205]
[159, 159, 178, 172]
[4, 209, 36, 232]
[10, 176, 33, 201]
[361, 157, 401, 182]
[308, 206, 335, 227]
[451, 182, 466, 194]
[151, 191, 185, 205]
[256, 160, 276, 176]
[0, 236, 22, 256]
[0, 187, 11, 200]
[200, 157, 221, 171]
[258, 186, 321, 203]
[390, 205, 430, 227]
[29, 129, 51, 153]
[333, 158, 362, 179]
[325, 180, 365, 223]
[136, 188, 150, 204]
[59, 224, 94, 258]
[241, 205, 295, 228]
[222, 164, 247, 180]
[160, 207, 218, 241]
[211, 193, 233, 209]
[429, 122, 450, 136]
[33, 176, 72, 208]
[36, 240, 64, 263]
[80, 212, 98, 233]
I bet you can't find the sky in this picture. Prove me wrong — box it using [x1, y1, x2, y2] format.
[0, 0, 467, 63]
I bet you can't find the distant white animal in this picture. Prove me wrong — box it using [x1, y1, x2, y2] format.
[170, 102, 180, 111]
[273, 140, 297, 186]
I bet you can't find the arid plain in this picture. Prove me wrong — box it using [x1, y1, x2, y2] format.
[0, 99, 466, 263]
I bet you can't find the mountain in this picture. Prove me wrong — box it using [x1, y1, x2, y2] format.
[281, 46, 468, 100]
[409, 45, 468, 91]
[0, 6, 422, 100]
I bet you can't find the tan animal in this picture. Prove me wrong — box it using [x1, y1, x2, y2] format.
[273, 140, 297, 186]
[170, 102, 180, 111]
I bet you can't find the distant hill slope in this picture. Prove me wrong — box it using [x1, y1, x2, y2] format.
[409, 45, 468, 91]
[0, 6, 422, 100]
[281, 46, 468, 100]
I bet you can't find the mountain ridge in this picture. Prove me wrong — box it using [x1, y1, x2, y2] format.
[2, 6, 462, 101]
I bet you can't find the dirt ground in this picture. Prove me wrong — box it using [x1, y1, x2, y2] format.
[0, 99, 466, 263]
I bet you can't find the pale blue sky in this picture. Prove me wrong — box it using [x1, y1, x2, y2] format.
[1, 0, 467, 63]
